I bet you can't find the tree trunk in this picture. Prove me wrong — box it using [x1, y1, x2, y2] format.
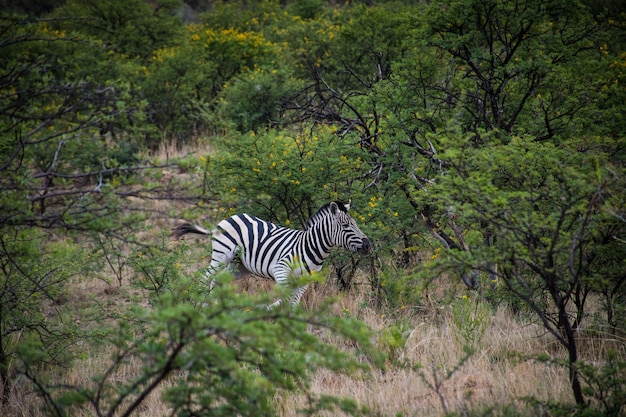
[559, 302, 586, 406]
[0, 343, 9, 404]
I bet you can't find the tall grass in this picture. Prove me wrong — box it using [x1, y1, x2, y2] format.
[4, 266, 585, 417]
[274, 279, 572, 416]
[9, 260, 617, 417]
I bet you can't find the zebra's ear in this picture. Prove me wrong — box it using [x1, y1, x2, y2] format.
[329, 201, 339, 215]
[345, 200, 351, 211]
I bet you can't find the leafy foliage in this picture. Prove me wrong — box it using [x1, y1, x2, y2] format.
[428, 132, 625, 405]
[33, 272, 377, 417]
[217, 68, 304, 132]
[205, 126, 366, 226]
[1, 0, 625, 415]
[0, 229, 81, 404]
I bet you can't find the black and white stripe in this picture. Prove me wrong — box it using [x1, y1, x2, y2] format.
[173, 201, 371, 306]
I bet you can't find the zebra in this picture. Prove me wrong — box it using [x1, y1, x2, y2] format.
[173, 201, 371, 307]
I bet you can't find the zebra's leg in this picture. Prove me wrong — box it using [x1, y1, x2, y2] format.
[267, 264, 310, 308]
[267, 265, 291, 309]
[204, 245, 238, 292]
[204, 261, 221, 292]
[267, 284, 309, 308]
[267, 299, 282, 309]
[289, 284, 309, 306]
[198, 257, 235, 308]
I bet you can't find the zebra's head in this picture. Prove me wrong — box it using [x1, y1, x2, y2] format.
[311, 201, 371, 255]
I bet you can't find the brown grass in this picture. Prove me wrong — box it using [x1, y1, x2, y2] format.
[272, 279, 573, 417]
[4, 264, 585, 417]
[153, 135, 214, 165]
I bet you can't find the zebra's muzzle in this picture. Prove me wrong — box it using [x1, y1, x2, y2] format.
[357, 238, 371, 254]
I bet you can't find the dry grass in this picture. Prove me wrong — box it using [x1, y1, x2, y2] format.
[8, 250, 610, 417]
[153, 135, 214, 165]
[305, 314, 569, 417]
[4, 266, 586, 417]
[272, 280, 573, 417]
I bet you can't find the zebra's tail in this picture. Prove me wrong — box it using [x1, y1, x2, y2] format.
[172, 223, 211, 240]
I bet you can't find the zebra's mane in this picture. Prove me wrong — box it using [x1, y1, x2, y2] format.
[305, 201, 349, 230]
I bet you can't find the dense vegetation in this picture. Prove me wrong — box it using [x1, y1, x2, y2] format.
[1, 0, 625, 416]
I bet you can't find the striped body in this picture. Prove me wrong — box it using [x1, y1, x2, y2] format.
[174, 201, 371, 306]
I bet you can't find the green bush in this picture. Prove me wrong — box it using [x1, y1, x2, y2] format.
[0, 229, 82, 403]
[205, 126, 366, 226]
[38, 270, 380, 417]
[217, 68, 303, 133]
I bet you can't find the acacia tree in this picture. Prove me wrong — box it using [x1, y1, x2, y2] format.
[0, 12, 120, 404]
[427, 134, 625, 409]
[394, 0, 613, 289]
[285, 0, 621, 282]
[274, 0, 625, 409]
[407, 0, 624, 408]
[0, 228, 83, 405]
[0, 10, 199, 406]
